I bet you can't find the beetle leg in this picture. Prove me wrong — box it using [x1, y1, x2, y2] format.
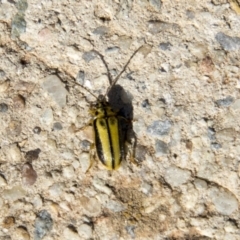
[85, 143, 96, 173]
[125, 135, 139, 166]
[74, 119, 93, 133]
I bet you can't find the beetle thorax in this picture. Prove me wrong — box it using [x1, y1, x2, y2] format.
[89, 99, 116, 118]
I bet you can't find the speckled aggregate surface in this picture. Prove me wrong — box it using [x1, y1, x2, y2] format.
[0, 0, 240, 239]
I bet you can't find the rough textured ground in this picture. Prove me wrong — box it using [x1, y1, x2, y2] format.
[0, 0, 240, 239]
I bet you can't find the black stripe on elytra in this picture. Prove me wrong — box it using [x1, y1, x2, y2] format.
[93, 119, 102, 162]
[105, 117, 115, 169]
[102, 105, 116, 169]
[93, 116, 115, 168]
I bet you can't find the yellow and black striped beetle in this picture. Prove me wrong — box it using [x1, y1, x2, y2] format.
[76, 46, 142, 170]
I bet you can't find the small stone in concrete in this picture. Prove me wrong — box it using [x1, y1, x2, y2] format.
[155, 140, 168, 157]
[62, 165, 75, 179]
[82, 51, 97, 63]
[33, 126, 41, 134]
[78, 224, 93, 239]
[215, 32, 240, 51]
[80, 196, 101, 216]
[40, 108, 53, 125]
[11, 13, 26, 39]
[164, 166, 191, 187]
[25, 149, 41, 161]
[34, 210, 53, 240]
[22, 163, 38, 186]
[63, 227, 81, 240]
[0, 103, 8, 112]
[42, 75, 67, 107]
[149, 0, 162, 11]
[93, 26, 109, 35]
[215, 96, 234, 107]
[159, 42, 172, 51]
[147, 120, 172, 137]
[52, 122, 63, 131]
[76, 70, 85, 85]
[208, 187, 238, 215]
[7, 143, 22, 162]
[48, 183, 65, 198]
[2, 186, 26, 202]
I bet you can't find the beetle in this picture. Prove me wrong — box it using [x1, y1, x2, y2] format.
[76, 46, 142, 170]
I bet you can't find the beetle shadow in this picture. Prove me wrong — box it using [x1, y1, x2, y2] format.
[107, 84, 133, 120]
[107, 84, 137, 162]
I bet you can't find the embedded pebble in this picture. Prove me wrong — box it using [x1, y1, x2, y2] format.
[93, 26, 109, 35]
[2, 186, 26, 202]
[164, 166, 191, 187]
[34, 210, 53, 240]
[76, 70, 85, 85]
[14, 226, 30, 240]
[62, 165, 75, 179]
[82, 51, 97, 63]
[52, 122, 63, 131]
[149, 0, 162, 11]
[80, 140, 91, 151]
[106, 200, 125, 212]
[6, 143, 22, 162]
[0, 103, 8, 112]
[0, 80, 10, 92]
[215, 96, 234, 107]
[80, 196, 101, 216]
[194, 179, 208, 190]
[155, 140, 168, 157]
[63, 227, 81, 240]
[215, 32, 240, 51]
[42, 75, 67, 107]
[11, 13, 26, 39]
[13, 94, 25, 110]
[135, 144, 148, 162]
[159, 42, 172, 51]
[78, 224, 93, 239]
[33, 126, 41, 134]
[147, 120, 172, 137]
[60, 150, 75, 160]
[79, 152, 91, 173]
[48, 183, 65, 198]
[16, 0, 28, 12]
[32, 195, 43, 209]
[22, 163, 38, 186]
[25, 149, 41, 161]
[105, 47, 119, 53]
[141, 182, 153, 195]
[40, 108, 53, 125]
[46, 138, 57, 149]
[208, 187, 238, 215]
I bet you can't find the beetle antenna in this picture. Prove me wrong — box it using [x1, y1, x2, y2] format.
[92, 50, 113, 85]
[105, 45, 143, 97]
[74, 79, 98, 100]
